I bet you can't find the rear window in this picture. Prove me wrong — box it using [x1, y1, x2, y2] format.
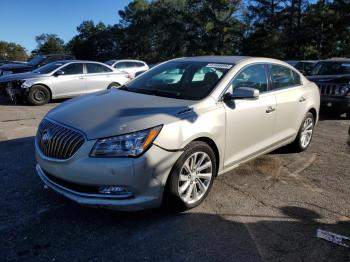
[122, 61, 234, 100]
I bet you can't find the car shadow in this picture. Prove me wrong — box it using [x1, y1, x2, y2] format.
[319, 111, 349, 121]
[0, 136, 349, 261]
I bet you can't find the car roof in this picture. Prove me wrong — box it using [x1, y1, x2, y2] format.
[318, 58, 350, 63]
[54, 60, 107, 64]
[109, 59, 147, 63]
[176, 56, 250, 64]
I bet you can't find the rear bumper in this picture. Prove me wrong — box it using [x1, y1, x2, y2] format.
[320, 96, 350, 112]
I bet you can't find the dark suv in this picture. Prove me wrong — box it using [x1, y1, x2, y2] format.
[0, 54, 75, 76]
[307, 59, 350, 115]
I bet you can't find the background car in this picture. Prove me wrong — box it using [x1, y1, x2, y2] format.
[306, 58, 350, 116]
[0, 60, 130, 105]
[0, 54, 75, 76]
[294, 60, 318, 75]
[104, 59, 149, 78]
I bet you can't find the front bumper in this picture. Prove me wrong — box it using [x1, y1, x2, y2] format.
[35, 141, 182, 211]
[320, 96, 350, 113]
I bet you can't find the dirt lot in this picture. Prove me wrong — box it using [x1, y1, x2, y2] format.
[0, 97, 349, 262]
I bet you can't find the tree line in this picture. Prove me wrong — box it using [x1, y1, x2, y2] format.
[1, 0, 349, 63]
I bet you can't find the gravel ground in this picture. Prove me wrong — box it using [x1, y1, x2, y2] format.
[0, 98, 349, 262]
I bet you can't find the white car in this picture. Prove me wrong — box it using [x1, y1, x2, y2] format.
[105, 59, 149, 78]
[0, 60, 131, 105]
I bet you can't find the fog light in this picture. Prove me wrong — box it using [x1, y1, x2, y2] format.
[98, 185, 130, 195]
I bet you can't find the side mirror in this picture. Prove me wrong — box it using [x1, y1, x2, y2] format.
[224, 87, 259, 101]
[54, 70, 64, 77]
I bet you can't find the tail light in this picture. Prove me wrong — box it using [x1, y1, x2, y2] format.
[126, 73, 133, 80]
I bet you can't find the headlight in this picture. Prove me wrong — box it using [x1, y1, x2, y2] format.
[90, 125, 162, 157]
[2, 70, 13, 75]
[21, 79, 34, 89]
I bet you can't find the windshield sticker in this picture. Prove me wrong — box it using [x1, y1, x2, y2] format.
[206, 63, 233, 69]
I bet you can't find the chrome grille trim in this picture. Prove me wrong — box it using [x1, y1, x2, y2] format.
[36, 118, 85, 160]
[316, 82, 348, 96]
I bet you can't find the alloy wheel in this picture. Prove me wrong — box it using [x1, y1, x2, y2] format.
[300, 116, 314, 148]
[178, 151, 213, 205]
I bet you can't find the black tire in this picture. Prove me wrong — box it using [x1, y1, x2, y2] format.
[163, 141, 217, 211]
[290, 112, 315, 152]
[107, 82, 121, 89]
[27, 85, 51, 106]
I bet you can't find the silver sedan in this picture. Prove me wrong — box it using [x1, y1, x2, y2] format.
[0, 60, 130, 105]
[35, 56, 320, 211]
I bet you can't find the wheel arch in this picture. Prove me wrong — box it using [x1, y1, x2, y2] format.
[192, 137, 220, 175]
[308, 107, 318, 123]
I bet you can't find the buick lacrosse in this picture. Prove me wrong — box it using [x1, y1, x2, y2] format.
[35, 56, 320, 210]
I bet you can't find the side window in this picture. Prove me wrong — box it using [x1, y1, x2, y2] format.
[269, 64, 299, 89]
[60, 63, 83, 75]
[292, 70, 301, 85]
[125, 62, 135, 68]
[86, 63, 112, 73]
[134, 62, 145, 68]
[114, 62, 128, 69]
[231, 64, 268, 93]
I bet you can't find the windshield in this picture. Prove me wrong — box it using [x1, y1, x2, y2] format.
[122, 61, 233, 100]
[33, 61, 67, 74]
[105, 60, 116, 66]
[311, 61, 350, 75]
[28, 56, 46, 66]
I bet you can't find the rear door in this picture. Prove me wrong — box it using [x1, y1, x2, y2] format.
[223, 64, 277, 168]
[85, 63, 114, 94]
[50, 62, 85, 98]
[267, 64, 306, 143]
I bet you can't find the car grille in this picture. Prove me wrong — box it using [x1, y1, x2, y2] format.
[36, 118, 85, 160]
[316, 82, 348, 96]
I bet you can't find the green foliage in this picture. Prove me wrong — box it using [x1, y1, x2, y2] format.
[0, 41, 27, 61]
[21, 0, 350, 62]
[32, 34, 66, 56]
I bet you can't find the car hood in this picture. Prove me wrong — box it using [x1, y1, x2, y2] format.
[0, 63, 32, 70]
[307, 74, 350, 83]
[0, 72, 48, 82]
[47, 89, 197, 140]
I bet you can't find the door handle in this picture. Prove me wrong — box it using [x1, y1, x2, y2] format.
[78, 76, 85, 79]
[299, 96, 306, 102]
[266, 106, 275, 113]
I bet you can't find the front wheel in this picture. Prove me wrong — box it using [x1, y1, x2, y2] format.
[290, 112, 315, 152]
[27, 85, 51, 106]
[164, 141, 217, 210]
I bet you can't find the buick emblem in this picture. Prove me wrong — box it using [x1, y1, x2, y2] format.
[41, 129, 52, 146]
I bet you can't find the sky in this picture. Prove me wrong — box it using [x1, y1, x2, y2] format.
[0, 0, 131, 52]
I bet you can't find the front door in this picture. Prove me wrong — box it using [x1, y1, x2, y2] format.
[51, 63, 85, 98]
[223, 64, 277, 168]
